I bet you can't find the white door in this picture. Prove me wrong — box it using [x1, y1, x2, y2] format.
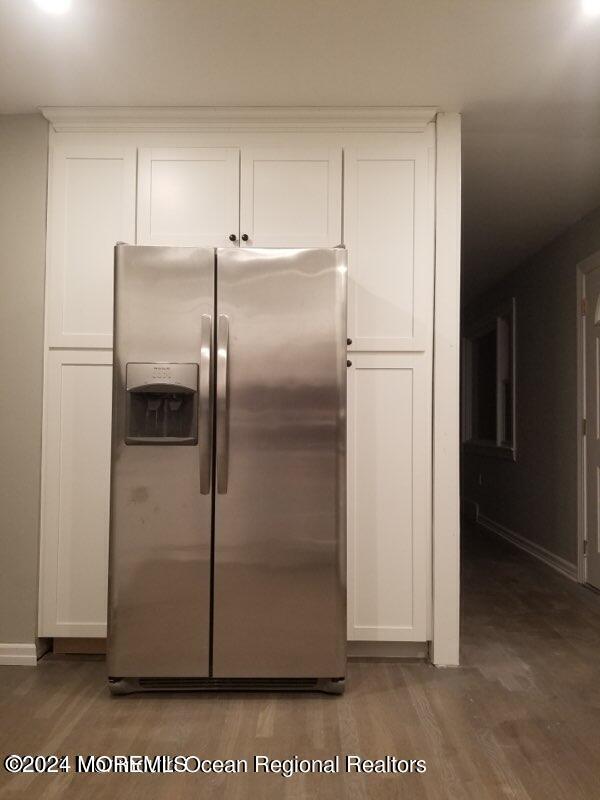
[346, 353, 431, 641]
[585, 266, 600, 589]
[137, 148, 240, 247]
[39, 351, 113, 637]
[344, 140, 434, 351]
[46, 144, 137, 349]
[240, 147, 342, 247]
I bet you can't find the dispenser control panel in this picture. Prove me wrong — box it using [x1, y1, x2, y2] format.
[125, 363, 199, 445]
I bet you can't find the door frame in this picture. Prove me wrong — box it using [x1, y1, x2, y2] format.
[576, 248, 600, 585]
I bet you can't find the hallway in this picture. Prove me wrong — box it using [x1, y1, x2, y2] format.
[1, 525, 600, 799]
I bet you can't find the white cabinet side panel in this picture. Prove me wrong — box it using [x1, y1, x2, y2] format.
[431, 113, 461, 666]
[347, 353, 430, 641]
[240, 146, 342, 247]
[47, 145, 136, 348]
[38, 351, 112, 637]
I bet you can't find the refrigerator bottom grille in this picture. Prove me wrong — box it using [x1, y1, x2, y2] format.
[108, 676, 345, 695]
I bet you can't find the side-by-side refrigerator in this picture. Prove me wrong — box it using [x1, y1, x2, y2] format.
[107, 245, 347, 694]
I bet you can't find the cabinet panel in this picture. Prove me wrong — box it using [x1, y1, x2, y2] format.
[345, 137, 434, 351]
[240, 147, 341, 247]
[138, 148, 239, 247]
[38, 351, 112, 637]
[47, 145, 136, 348]
[347, 353, 431, 640]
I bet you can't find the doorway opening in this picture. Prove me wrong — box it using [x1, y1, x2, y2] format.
[577, 248, 600, 591]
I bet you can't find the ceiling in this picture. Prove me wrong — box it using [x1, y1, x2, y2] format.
[2, 0, 600, 302]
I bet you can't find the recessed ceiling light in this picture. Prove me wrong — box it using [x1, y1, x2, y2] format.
[33, 0, 71, 14]
[582, 0, 600, 16]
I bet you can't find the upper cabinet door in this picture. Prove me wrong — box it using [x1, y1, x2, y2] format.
[137, 148, 240, 247]
[240, 147, 342, 247]
[344, 133, 435, 351]
[47, 144, 136, 348]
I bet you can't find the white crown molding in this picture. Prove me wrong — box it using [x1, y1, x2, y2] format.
[40, 106, 439, 133]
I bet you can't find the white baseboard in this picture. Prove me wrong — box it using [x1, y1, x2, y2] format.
[0, 643, 39, 666]
[347, 641, 428, 659]
[478, 513, 578, 581]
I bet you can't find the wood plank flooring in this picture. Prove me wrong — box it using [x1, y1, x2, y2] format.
[2, 523, 600, 799]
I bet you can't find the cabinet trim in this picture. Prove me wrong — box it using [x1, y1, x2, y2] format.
[431, 112, 462, 667]
[41, 106, 438, 133]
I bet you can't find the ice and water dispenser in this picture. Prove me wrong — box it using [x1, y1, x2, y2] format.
[125, 363, 198, 445]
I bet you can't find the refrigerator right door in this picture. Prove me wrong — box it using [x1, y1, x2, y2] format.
[213, 248, 347, 678]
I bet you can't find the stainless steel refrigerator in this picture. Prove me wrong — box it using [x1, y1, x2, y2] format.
[107, 245, 347, 694]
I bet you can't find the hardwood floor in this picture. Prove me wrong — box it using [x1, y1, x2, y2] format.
[2, 524, 600, 799]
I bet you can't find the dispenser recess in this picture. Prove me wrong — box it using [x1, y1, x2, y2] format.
[125, 363, 198, 445]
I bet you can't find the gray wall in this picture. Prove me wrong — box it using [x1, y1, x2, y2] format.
[462, 204, 600, 565]
[0, 115, 48, 643]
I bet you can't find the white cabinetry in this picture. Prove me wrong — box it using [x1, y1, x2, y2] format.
[344, 139, 433, 351]
[46, 144, 136, 349]
[38, 110, 439, 648]
[240, 147, 342, 247]
[346, 354, 431, 641]
[344, 132, 434, 641]
[136, 145, 342, 248]
[39, 351, 113, 636]
[137, 147, 239, 247]
[39, 141, 136, 636]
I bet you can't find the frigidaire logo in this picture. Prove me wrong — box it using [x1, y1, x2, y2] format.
[152, 366, 171, 379]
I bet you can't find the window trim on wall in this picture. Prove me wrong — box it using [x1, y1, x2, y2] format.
[461, 297, 517, 461]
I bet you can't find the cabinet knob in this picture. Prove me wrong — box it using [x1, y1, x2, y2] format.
[347, 360, 352, 368]
[229, 234, 237, 242]
[347, 338, 352, 346]
[241, 234, 249, 242]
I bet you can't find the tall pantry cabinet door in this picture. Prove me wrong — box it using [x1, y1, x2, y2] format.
[240, 147, 342, 247]
[346, 353, 431, 641]
[38, 351, 113, 637]
[137, 148, 240, 247]
[46, 144, 136, 349]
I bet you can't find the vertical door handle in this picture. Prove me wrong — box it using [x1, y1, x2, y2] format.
[199, 314, 213, 494]
[216, 314, 230, 494]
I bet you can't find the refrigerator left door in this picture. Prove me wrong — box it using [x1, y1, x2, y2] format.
[108, 245, 215, 679]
